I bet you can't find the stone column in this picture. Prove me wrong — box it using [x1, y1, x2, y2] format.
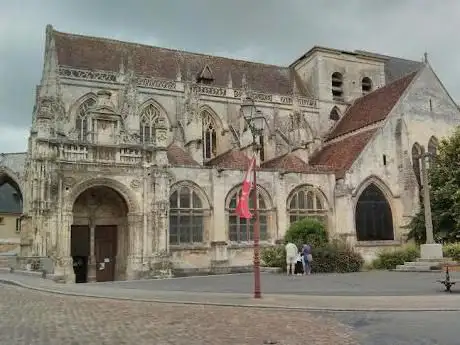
[126, 212, 143, 280]
[87, 224, 96, 282]
[419, 147, 443, 260]
[54, 210, 75, 283]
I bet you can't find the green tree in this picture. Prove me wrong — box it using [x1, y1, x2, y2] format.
[284, 217, 328, 248]
[408, 127, 460, 243]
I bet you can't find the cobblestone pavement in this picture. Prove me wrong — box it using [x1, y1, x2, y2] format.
[0, 284, 358, 345]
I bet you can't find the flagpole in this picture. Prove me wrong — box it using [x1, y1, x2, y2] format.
[252, 151, 261, 299]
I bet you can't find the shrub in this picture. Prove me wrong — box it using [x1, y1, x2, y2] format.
[261, 246, 285, 269]
[311, 242, 364, 273]
[284, 218, 328, 248]
[261, 242, 364, 273]
[443, 243, 460, 261]
[372, 245, 420, 270]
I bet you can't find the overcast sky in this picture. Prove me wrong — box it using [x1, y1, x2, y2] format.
[1, 0, 459, 152]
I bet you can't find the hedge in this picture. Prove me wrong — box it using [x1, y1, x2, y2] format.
[443, 243, 460, 261]
[371, 245, 420, 270]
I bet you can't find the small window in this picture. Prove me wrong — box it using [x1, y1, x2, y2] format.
[382, 154, 387, 166]
[0, 217, 4, 225]
[329, 107, 340, 121]
[15, 218, 21, 233]
[331, 72, 343, 100]
[362, 77, 372, 94]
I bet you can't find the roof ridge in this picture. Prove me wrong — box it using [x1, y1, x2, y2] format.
[52, 30, 289, 70]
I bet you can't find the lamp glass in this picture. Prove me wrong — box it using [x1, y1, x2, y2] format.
[252, 110, 265, 132]
[241, 97, 255, 121]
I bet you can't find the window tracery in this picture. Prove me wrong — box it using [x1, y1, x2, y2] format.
[287, 186, 328, 225]
[169, 186, 205, 245]
[202, 110, 217, 160]
[76, 98, 96, 141]
[227, 186, 269, 242]
[140, 104, 160, 144]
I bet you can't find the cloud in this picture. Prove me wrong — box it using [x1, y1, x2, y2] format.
[1, 0, 460, 152]
[0, 125, 29, 153]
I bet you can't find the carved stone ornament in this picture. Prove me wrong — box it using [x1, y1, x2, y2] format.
[130, 179, 141, 189]
[63, 177, 76, 188]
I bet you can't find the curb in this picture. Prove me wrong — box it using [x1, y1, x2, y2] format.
[2, 278, 460, 313]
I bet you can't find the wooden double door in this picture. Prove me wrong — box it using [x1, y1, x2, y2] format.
[71, 225, 118, 282]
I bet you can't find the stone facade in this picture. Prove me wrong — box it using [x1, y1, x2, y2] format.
[1, 25, 459, 282]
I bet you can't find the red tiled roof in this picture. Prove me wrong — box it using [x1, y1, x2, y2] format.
[167, 144, 199, 166]
[52, 30, 297, 96]
[310, 129, 378, 178]
[261, 153, 333, 173]
[328, 72, 418, 139]
[204, 150, 250, 170]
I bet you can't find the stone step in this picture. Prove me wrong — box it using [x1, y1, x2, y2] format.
[393, 264, 441, 272]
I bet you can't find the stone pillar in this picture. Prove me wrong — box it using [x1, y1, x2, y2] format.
[419, 147, 443, 260]
[54, 211, 75, 283]
[87, 224, 96, 282]
[126, 212, 143, 280]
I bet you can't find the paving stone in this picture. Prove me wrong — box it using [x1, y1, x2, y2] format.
[0, 284, 358, 345]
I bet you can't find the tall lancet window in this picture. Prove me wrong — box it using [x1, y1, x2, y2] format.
[76, 98, 96, 141]
[202, 110, 217, 160]
[140, 104, 159, 144]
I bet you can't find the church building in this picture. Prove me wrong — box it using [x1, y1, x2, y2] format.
[0, 24, 459, 283]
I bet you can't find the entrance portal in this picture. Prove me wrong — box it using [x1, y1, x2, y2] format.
[71, 185, 129, 283]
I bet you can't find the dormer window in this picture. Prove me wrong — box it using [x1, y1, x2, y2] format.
[362, 77, 372, 94]
[331, 72, 343, 100]
[197, 64, 214, 85]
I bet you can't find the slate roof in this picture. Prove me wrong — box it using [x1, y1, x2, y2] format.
[355, 50, 424, 83]
[53, 30, 297, 96]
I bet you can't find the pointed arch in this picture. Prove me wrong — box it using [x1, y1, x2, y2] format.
[169, 180, 211, 245]
[225, 183, 273, 242]
[355, 182, 394, 241]
[0, 169, 23, 217]
[0, 167, 24, 200]
[428, 136, 439, 156]
[138, 98, 171, 125]
[329, 106, 341, 121]
[411, 142, 422, 187]
[200, 105, 222, 160]
[71, 93, 97, 142]
[286, 184, 329, 226]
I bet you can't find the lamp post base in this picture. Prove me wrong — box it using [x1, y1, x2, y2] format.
[420, 243, 443, 260]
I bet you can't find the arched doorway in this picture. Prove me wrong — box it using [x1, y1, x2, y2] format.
[355, 183, 394, 241]
[71, 186, 129, 283]
[0, 172, 23, 252]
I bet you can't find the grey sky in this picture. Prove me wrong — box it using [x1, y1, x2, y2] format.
[1, 0, 459, 152]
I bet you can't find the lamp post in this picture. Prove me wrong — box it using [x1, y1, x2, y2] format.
[241, 96, 266, 299]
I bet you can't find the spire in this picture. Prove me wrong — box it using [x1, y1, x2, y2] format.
[227, 71, 233, 88]
[424, 51, 429, 64]
[176, 63, 182, 82]
[242, 73, 248, 91]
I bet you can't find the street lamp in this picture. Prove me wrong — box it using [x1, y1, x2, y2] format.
[240, 96, 266, 299]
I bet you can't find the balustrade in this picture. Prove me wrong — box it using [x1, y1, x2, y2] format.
[58, 144, 144, 164]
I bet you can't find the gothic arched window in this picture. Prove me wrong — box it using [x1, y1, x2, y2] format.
[355, 183, 394, 241]
[287, 186, 328, 225]
[140, 104, 159, 144]
[428, 136, 439, 167]
[202, 110, 217, 160]
[227, 186, 269, 242]
[411, 143, 422, 188]
[76, 98, 96, 141]
[169, 186, 204, 245]
[331, 72, 344, 100]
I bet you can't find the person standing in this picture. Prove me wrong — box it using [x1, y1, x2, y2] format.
[285, 241, 298, 275]
[302, 244, 313, 275]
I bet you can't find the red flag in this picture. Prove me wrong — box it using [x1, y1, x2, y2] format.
[235, 156, 256, 219]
